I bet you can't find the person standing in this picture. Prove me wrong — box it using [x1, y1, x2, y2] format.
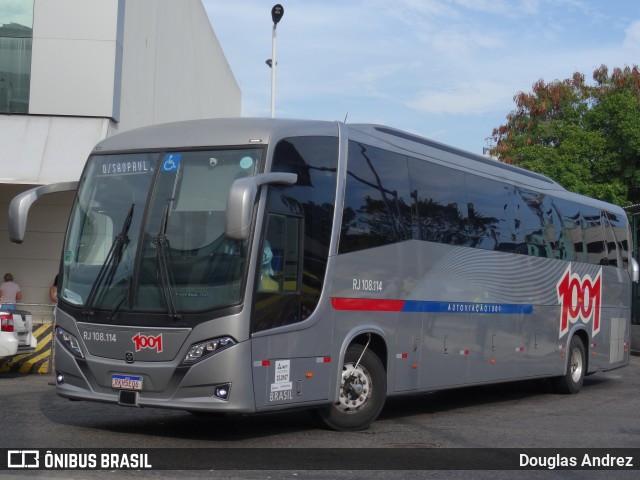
[0, 272, 22, 310]
[49, 274, 59, 303]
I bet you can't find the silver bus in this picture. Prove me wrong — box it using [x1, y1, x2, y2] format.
[9, 118, 638, 431]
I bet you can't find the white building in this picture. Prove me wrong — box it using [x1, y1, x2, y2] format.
[0, 0, 240, 318]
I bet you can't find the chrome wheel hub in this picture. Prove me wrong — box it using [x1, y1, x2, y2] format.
[337, 363, 371, 413]
[570, 347, 583, 383]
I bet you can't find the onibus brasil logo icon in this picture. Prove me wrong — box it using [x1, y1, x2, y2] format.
[556, 265, 602, 339]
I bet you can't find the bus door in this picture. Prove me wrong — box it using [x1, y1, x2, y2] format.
[250, 212, 333, 410]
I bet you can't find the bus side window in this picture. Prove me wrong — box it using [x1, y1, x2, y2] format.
[583, 207, 607, 265]
[258, 213, 301, 293]
[253, 213, 303, 332]
[340, 141, 411, 253]
[606, 211, 630, 269]
[603, 211, 623, 268]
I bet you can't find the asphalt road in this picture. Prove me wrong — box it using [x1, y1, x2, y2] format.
[1, 356, 639, 479]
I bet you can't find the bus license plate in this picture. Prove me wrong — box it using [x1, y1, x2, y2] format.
[111, 374, 143, 391]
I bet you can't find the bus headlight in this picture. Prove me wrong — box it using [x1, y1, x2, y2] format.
[182, 336, 236, 365]
[56, 327, 84, 359]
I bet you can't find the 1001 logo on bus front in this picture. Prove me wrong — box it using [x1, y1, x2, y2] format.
[132, 333, 163, 353]
[556, 265, 602, 338]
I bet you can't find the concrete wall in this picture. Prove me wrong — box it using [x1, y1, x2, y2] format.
[111, 0, 241, 135]
[28, 0, 124, 119]
[0, 116, 110, 184]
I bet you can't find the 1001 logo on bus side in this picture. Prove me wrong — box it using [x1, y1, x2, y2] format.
[556, 265, 602, 338]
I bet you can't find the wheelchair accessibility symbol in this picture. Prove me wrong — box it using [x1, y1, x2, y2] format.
[161, 153, 182, 172]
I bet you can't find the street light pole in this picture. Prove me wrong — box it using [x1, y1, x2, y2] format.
[269, 4, 284, 118]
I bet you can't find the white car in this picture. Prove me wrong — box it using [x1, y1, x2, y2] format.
[0, 310, 19, 356]
[0, 309, 36, 357]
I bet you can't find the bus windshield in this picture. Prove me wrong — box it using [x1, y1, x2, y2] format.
[61, 149, 261, 315]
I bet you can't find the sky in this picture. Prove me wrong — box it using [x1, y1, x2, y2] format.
[202, 0, 640, 155]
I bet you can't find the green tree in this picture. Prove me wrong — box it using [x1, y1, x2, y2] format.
[491, 65, 640, 206]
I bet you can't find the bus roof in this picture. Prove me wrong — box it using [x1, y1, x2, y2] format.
[348, 123, 559, 186]
[93, 118, 338, 152]
[92, 117, 625, 216]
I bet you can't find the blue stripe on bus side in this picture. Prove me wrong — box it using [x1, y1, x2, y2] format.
[401, 300, 533, 314]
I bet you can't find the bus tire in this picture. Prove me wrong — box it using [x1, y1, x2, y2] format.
[552, 335, 586, 394]
[317, 344, 386, 431]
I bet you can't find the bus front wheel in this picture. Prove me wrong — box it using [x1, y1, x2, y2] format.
[552, 336, 586, 394]
[317, 344, 386, 431]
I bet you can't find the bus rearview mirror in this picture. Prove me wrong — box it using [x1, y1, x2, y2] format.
[225, 173, 297, 240]
[8, 181, 79, 244]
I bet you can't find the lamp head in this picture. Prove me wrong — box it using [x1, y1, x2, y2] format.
[271, 4, 284, 25]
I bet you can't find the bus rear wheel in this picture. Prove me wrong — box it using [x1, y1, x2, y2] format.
[552, 336, 586, 394]
[317, 344, 386, 431]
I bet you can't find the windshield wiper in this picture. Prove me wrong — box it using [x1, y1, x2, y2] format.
[153, 203, 180, 320]
[107, 276, 130, 321]
[83, 203, 134, 318]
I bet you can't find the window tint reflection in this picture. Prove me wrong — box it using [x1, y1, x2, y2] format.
[338, 141, 626, 268]
[253, 136, 338, 332]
